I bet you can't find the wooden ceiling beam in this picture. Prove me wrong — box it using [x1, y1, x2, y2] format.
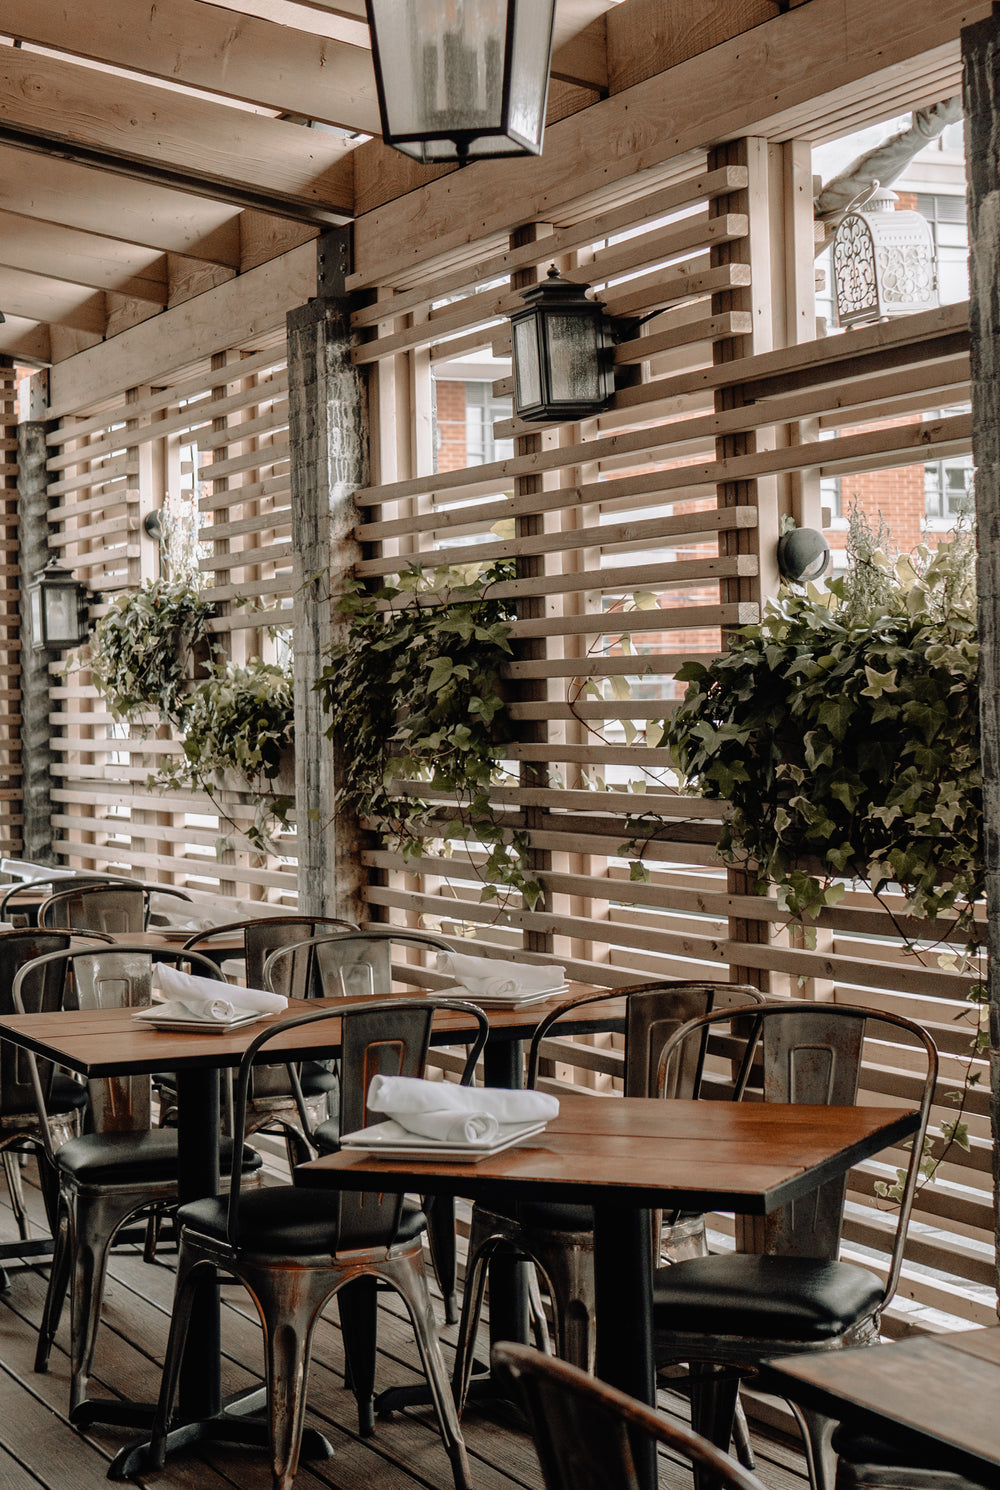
[0, 145, 245, 265]
[0, 268, 108, 336]
[2, 0, 381, 134]
[0, 47, 355, 224]
[0, 210, 168, 304]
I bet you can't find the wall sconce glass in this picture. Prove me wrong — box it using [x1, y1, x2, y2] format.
[510, 267, 618, 422]
[832, 182, 938, 328]
[27, 558, 91, 650]
[776, 527, 831, 584]
[365, 0, 556, 165]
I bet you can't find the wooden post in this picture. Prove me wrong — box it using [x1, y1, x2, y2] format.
[288, 227, 368, 922]
[18, 412, 57, 862]
[963, 2, 1000, 1307]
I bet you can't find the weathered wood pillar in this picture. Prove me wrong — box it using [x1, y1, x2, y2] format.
[17, 415, 57, 862]
[963, 2, 1000, 1307]
[288, 227, 368, 922]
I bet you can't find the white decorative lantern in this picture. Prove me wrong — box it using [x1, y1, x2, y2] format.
[832, 183, 938, 328]
[365, 0, 557, 165]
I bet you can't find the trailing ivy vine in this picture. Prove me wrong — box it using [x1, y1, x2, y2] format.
[316, 562, 540, 911]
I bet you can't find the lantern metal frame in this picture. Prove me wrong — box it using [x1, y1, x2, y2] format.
[27, 558, 91, 651]
[365, 0, 557, 166]
[509, 267, 619, 423]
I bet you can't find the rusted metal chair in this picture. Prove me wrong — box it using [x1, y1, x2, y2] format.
[262, 925, 465, 1320]
[149, 996, 489, 1490]
[831, 1426, 988, 1489]
[452, 980, 767, 1415]
[650, 1001, 938, 1490]
[37, 881, 190, 934]
[18, 943, 264, 1418]
[0, 876, 117, 927]
[494, 1341, 767, 1490]
[171, 914, 357, 1162]
[0, 929, 110, 1253]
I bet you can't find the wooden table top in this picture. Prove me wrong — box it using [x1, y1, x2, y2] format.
[0, 986, 623, 1078]
[296, 1091, 920, 1214]
[762, 1328, 1000, 1481]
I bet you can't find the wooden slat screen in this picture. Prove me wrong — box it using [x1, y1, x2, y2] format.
[43, 334, 297, 906]
[0, 360, 22, 858]
[351, 146, 989, 1330]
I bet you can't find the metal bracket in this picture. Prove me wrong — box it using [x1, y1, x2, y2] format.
[317, 226, 354, 300]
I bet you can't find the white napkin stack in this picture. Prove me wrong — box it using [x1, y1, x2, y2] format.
[152, 964, 288, 1023]
[367, 1074, 559, 1144]
[435, 950, 566, 1003]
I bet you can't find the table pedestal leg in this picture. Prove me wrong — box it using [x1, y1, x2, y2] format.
[594, 1203, 655, 1490]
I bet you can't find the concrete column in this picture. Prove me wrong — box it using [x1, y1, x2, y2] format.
[288, 227, 368, 921]
[17, 419, 57, 863]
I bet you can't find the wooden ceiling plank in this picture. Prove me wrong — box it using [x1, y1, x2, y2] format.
[0, 315, 53, 365]
[2, 0, 381, 135]
[0, 267, 107, 335]
[0, 46, 354, 222]
[0, 209, 167, 303]
[0, 144, 243, 265]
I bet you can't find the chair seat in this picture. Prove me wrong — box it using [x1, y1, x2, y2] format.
[178, 1186, 426, 1254]
[312, 1116, 340, 1153]
[652, 1253, 884, 1341]
[832, 1426, 988, 1488]
[300, 1061, 338, 1098]
[56, 1130, 264, 1186]
[1, 1073, 89, 1125]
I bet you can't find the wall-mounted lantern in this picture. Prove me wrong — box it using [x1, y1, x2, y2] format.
[832, 182, 938, 328]
[27, 558, 90, 650]
[510, 267, 618, 423]
[365, 0, 556, 165]
[776, 527, 831, 585]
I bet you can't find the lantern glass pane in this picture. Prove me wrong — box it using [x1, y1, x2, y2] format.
[513, 318, 542, 410]
[44, 586, 78, 646]
[507, 0, 552, 148]
[546, 312, 603, 403]
[370, 0, 506, 140]
[28, 586, 42, 642]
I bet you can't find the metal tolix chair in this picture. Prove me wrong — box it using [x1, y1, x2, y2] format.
[494, 1341, 767, 1490]
[262, 924, 466, 1321]
[19, 943, 264, 1418]
[37, 882, 189, 934]
[452, 978, 766, 1451]
[650, 1001, 938, 1490]
[149, 996, 489, 1490]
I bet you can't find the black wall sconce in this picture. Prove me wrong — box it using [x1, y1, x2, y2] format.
[365, 0, 556, 165]
[27, 558, 92, 650]
[777, 527, 831, 584]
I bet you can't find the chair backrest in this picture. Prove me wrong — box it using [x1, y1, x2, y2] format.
[656, 1000, 939, 1291]
[0, 875, 117, 924]
[183, 915, 358, 1000]
[12, 944, 227, 1145]
[38, 883, 150, 934]
[0, 928, 80, 1116]
[226, 996, 489, 1247]
[494, 1342, 767, 1490]
[262, 926, 455, 1003]
[526, 981, 767, 1098]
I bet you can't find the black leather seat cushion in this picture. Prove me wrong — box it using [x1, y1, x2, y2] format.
[300, 1062, 338, 1098]
[56, 1130, 263, 1186]
[833, 1426, 988, 1488]
[652, 1254, 883, 1341]
[312, 1117, 339, 1154]
[179, 1186, 426, 1254]
[1, 1073, 89, 1121]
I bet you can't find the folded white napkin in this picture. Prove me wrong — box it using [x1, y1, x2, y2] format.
[152, 964, 287, 1022]
[367, 1074, 558, 1144]
[435, 950, 565, 1001]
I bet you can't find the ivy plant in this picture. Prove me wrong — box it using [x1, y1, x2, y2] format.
[661, 515, 982, 934]
[156, 657, 296, 852]
[316, 561, 540, 910]
[78, 576, 217, 727]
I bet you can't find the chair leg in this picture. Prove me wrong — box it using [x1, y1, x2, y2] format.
[452, 1231, 495, 1411]
[689, 1362, 741, 1490]
[789, 1402, 838, 1490]
[423, 1193, 459, 1325]
[338, 1275, 379, 1435]
[2, 1146, 30, 1241]
[35, 1202, 72, 1372]
[529, 1235, 596, 1373]
[384, 1252, 472, 1490]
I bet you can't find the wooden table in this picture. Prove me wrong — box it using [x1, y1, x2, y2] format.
[0, 985, 619, 1476]
[761, 1328, 1000, 1487]
[298, 1092, 921, 1490]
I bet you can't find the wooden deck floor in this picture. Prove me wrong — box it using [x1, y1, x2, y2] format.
[0, 1157, 808, 1490]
